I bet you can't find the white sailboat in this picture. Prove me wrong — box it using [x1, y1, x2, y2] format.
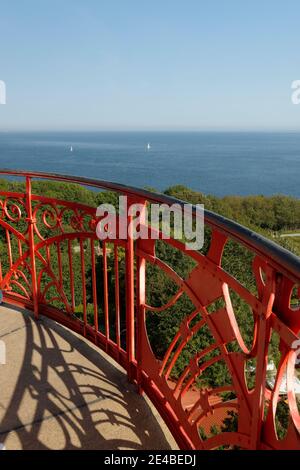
[146, 143, 151, 150]
[70, 146, 73, 152]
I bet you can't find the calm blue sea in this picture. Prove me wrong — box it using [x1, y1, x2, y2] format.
[0, 131, 299, 197]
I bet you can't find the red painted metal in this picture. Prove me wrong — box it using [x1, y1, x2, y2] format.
[0, 169, 299, 450]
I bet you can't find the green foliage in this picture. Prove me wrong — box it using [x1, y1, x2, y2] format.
[221, 410, 238, 433]
[165, 186, 300, 233]
[275, 399, 290, 440]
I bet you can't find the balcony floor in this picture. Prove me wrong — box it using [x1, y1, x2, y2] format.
[0, 304, 177, 450]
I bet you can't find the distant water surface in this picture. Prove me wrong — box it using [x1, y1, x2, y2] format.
[0, 131, 299, 197]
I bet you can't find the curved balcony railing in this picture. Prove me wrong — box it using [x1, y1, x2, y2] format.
[0, 169, 299, 450]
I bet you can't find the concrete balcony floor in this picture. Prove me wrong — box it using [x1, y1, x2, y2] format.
[0, 305, 177, 450]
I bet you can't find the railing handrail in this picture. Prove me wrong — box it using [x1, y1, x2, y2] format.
[0, 168, 299, 281]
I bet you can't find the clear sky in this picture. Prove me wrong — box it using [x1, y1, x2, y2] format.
[0, 0, 300, 131]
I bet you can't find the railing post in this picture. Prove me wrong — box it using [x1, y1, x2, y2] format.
[125, 197, 148, 384]
[249, 265, 276, 449]
[135, 200, 148, 394]
[26, 177, 39, 319]
[125, 201, 135, 382]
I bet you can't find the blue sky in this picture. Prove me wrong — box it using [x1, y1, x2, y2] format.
[0, 0, 300, 131]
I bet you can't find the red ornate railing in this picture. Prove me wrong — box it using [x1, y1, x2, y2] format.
[0, 169, 299, 450]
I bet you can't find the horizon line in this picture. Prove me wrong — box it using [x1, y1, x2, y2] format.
[0, 128, 300, 133]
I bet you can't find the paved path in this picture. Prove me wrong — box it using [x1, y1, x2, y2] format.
[0, 305, 177, 450]
[280, 233, 300, 237]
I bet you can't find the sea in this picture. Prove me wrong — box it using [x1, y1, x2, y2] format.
[0, 131, 299, 198]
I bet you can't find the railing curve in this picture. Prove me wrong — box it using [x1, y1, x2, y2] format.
[0, 169, 299, 450]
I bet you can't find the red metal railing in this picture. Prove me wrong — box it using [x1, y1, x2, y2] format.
[0, 169, 299, 450]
